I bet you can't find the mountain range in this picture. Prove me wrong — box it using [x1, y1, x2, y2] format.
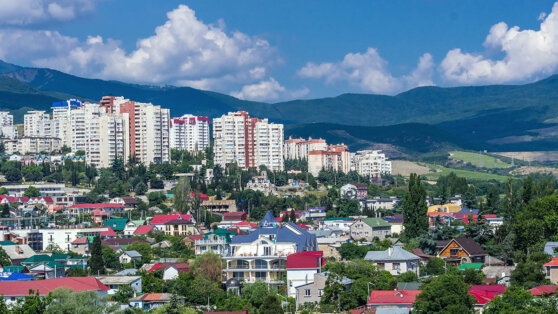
[1, 59, 558, 154]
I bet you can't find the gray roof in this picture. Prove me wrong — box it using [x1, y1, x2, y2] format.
[317, 271, 352, 285]
[544, 242, 558, 255]
[2, 244, 35, 261]
[122, 250, 142, 258]
[114, 269, 139, 276]
[96, 276, 141, 285]
[308, 230, 333, 238]
[364, 247, 419, 262]
[376, 309, 410, 314]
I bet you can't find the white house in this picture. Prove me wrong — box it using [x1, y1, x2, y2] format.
[364, 247, 420, 276]
[96, 276, 142, 294]
[119, 251, 142, 264]
[320, 217, 354, 234]
[286, 251, 323, 297]
[123, 222, 139, 236]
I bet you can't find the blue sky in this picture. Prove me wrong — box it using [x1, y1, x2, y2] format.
[0, 0, 557, 102]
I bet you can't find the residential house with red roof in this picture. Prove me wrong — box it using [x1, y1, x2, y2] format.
[146, 263, 190, 280]
[529, 285, 558, 296]
[150, 212, 194, 231]
[469, 285, 505, 311]
[66, 203, 125, 217]
[109, 197, 138, 211]
[286, 251, 324, 297]
[544, 257, 558, 284]
[218, 211, 247, 228]
[0, 277, 109, 306]
[367, 290, 421, 309]
[164, 219, 198, 237]
[129, 293, 179, 311]
[133, 225, 154, 236]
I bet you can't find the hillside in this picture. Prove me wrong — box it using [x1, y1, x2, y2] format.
[2, 59, 558, 151]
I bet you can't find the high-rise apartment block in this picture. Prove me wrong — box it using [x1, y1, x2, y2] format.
[0, 111, 17, 139]
[352, 150, 392, 178]
[213, 111, 284, 171]
[307, 144, 351, 176]
[170, 114, 210, 152]
[284, 137, 327, 160]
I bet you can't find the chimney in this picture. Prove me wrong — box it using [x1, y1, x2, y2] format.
[388, 247, 393, 256]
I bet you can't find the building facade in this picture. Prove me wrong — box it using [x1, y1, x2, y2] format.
[169, 115, 210, 152]
[352, 150, 392, 178]
[307, 144, 350, 177]
[284, 137, 327, 160]
[213, 111, 284, 171]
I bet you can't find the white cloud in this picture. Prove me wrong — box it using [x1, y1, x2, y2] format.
[0, 4, 279, 93]
[0, 0, 98, 25]
[230, 78, 309, 101]
[539, 11, 547, 21]
[297, 48, 434, 94]
[440, 2, 558, 84]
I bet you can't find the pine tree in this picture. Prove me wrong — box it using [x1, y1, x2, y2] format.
[402, 173, 428, 239]
[290, 209, 296, 222]
[1, 203, 9, 218]
[90, 236, 105, 275]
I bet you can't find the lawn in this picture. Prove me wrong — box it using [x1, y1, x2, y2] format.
[450, 151, 511, 169]
[424, 164, 510, 182]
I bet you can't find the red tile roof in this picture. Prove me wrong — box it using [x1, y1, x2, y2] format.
[223, 212, 247, 221]
[67, 203, 124, 209]
[133, 225, 154, 235]
[100, 227, 117, 237]
[148, 263, 190, 273]
[286, 251, 324, 269]
[469, 285, 505, 305]
[234, 221, 258, 227]
[91, 209, 109, 216]
[411, 248, 433, 259]
[150, 213, 192, 225]
[529, 285, 558, 296]
[0, 277, 108, 296]
[368, 290, 421, 305]
[71, 237, 88, 245]
[189, 192, 209, 201]
[187, 234, 204, 241]
[296, 223, 310, 229]
[544, 257, 558, 266]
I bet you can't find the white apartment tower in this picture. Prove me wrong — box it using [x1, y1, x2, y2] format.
[352, 150, 392, 178]
[85, 114, 130, 168]
[0, 112, 16, 139]
[213, 111, 284, 171]
[169, 115, 210, 152]
[284, 137, 327, 160]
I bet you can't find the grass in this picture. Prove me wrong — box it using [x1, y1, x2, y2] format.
[424, 164, 510, 182]
[450, 151, 511, 169]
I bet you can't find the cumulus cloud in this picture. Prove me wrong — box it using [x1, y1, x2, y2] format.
[0, 0, 98, 25]
[230, 77, 309, 101]
[297, 48, 434, 94]
[440, 2, 558, 84]
[0, 4, 279, 94]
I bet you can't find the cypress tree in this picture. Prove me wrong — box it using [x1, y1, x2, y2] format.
[290, 209, 296, 222]
[90, 236, 105, 275]
[402, 173, 428, 239]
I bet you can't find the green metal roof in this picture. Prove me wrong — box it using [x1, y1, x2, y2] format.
[361, 218, 391, 228]
[132, 220, 145, 227]
[3, 265, 25, 272]
[0, 240, 16, 246]
[458, 262, 484, 270]
[51, 254, 70, 261]
[103, 218, 129, 231]
[22, 254, 53, 264]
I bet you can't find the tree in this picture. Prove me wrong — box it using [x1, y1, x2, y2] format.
[402, 173, 428, 239]
[259, 295, 283, 314]
[185, 275, 225, 305]
[462, 268, 484, 285]
[242, 280, 276, 308]
[290, 209, 296, 222]
[112, 158, 126, 180]
[486, 185, 500, 211]
[338, 242, 369, 260]
[0, 187, 8, 195]
[135, 182, 148, 195]
[11, 290, 51, 314]
[484, 285, 558, 314]
[398, 271, 418, 283]
[126, 242, 152, 265]
[174, 177, 192, 212]
[510, 258, 549, 289]
[23, 186, 41, 197]
[5, 167, 21, 182]
[424, 257, 446, 276]
[1, 203, 10, 218]
[46, 288, 114, 314]
[90, 236, 105, 275]
[101, 245, 122, 270]
[74, 150, 86, 156]
[414, 273, 475, 313]
[0, 247, 10, 266]
[191, 252, 222, 283]
[112, 285, 135, 303]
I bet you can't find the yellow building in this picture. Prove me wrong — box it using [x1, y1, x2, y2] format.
[428, 204, 461, 213]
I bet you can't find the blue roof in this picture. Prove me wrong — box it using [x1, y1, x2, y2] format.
[230, 221, 317, 252]
[260, 211, 277, 227]
[458, 208, 479, 214]
[0, 272, 34, 281]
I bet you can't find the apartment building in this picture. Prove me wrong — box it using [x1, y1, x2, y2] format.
[352, 150, 392, 178]
[169, 115, 210, 152]
[85, 113, 130, 168]
[284, 137, 327, 160]
[213, 111, 284, 171]
[307, 144, 350, 177]
[3, 136, 62, 154]
[24, 110, 50, 137]
[0, 111, 16, 139]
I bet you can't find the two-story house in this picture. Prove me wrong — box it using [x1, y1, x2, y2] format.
[223, 211, 317, 287]
[350, 218, 391, 242]
[364, 247, 420, 276]
[437, 237, 488, 265]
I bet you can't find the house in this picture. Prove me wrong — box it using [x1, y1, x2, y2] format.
[219, 211, 247, 228]
[146, 263, 190, 280]
[109, 197, 138, 211]
[91, 209, 110, 224]
[232, 221, 259, 232]
[286, 251, 324, 297]
[202, 199, 237, 213]
[529, 285, 558, 296]
[340, 183, 368, 200]
[320, 217, 354, 234]
[437, 237, 488, 265]
[383, 215, 404, 235]
[364, 247, 420, 276]
[67, 257, 88, 270]
[129, 293, 179, 311]
[150, 212, 193, 231]
[365, 197, 400, 211]
[317, 236, 347, 260]
[183, 234, 204, 247]
[2, 244, 35, 265]
[544, 257, 558, 284]
[367, 290, 421, 309]
[151, 240, 172, 249]
[96, 276, 142, 294]
[133, 225, 154, 236]
[123, 222, 139, 236]
[0, 277, 109, 306]
[223, 211, 317, 286]
[544, 242, 558, 256]
[103, 218, 129, 232]
[164, 219, 198, 236]
[295, 272, 352, 308]
[66, 203, 126, 216]
[119, 251, 142, 264]
[410, 248, 432, 264]
[299, 207, 327, 221]
[350, 218, 392, 242]
[469, 285, 505, 311]
[195, 229, 234, 256]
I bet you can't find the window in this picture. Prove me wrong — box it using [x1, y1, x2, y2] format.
[304, 289, 311, 297]
[393, 263, 401, 270]
[263, 246, 271, 256]
[450, 248, 459, 256]
[377, 263, 385, 270]
[318, 289, 323, 297]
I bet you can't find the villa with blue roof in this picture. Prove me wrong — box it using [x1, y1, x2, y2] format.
[223, 211, 317, 286]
